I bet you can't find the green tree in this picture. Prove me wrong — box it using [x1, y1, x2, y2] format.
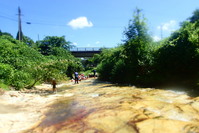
[123, 8, 152, 84]
[49, 47, 73, 58]
[37, 36, 71, 55]
[0, 63, 14, 84]
[97, 48, 119, 81]
[123, 8, 151, 43]
[16, 31, 23, 41]
[22, 36, 34, 46]
[189, 9, 199, 23]
[154, 17, 199, 86]
[96, 8, 153, 85]
[0, 32, 83, 89]
[0, 31, 13, 38]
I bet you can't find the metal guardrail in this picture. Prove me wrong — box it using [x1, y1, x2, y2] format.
[69, 47, 101, 52]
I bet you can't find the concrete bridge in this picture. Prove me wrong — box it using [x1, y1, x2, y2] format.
[70, 47, 102, 57]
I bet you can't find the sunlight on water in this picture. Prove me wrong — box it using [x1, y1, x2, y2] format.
[25, 79, 199, 133]
[63, 93, 74, 97]
[167, 111, 190, 122]
[168, 90, 187, 95]
[145, 107, 161, 115]
[158, 98, 173, 103]
[88, 93, 99, 97]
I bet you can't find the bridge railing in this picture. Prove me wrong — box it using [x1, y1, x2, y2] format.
[70, 47, 101, 52]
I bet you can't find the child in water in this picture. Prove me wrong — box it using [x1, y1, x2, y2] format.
[52, 78, 57, 93]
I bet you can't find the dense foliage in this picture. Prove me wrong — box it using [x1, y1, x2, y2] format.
[36, 36, 72, 55]
[95, 8, 199, 89]
[0, 33, 83, 90]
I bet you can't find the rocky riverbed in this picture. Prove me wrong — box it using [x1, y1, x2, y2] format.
[1, 79, 199, 133]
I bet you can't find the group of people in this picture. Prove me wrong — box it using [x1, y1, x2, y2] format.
[73, 72, 89, 84]
[51, 70, 97, 92]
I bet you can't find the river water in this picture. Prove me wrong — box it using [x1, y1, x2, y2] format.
[24, 79, 199, 133]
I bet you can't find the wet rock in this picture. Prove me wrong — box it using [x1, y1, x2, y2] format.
[136, 119, 199, 133]
[1, 79, 199, 133]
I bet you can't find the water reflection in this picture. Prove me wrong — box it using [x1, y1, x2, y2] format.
[39, 98, 74, 127]
[161, 86, 199, 97]
[25, 79, 199, 133]
[35, 97, 96, 132]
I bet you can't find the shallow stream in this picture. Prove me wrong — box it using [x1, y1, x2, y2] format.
[25, 79, 199, 133]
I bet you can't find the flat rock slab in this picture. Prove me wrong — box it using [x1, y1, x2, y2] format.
[21, 79, 199, 133]
[1, 79, 199, 133]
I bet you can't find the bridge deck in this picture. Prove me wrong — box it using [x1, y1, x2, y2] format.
[70, 47, 102, 57]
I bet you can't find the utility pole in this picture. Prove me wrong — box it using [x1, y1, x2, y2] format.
[38, 34, 40, 41]
[16, 6, 23, 41]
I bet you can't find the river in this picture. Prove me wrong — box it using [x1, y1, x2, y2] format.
[1, 79, 199, 133]
[20, 79, 199, 133]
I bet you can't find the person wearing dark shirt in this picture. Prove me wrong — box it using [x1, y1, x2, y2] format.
[74, 72, 79, 84]
[93, 69, 96, 78]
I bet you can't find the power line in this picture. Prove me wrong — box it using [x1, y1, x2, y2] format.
[0, 15, 17, 22]
[0, 15, 124, 28]
[29, 22, 66, 26]
[0, 14, 66, 27]
[0, 11, 125, 29]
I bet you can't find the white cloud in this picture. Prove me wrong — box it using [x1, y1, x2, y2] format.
[157, 20, 177, 32]
[153, 36, 161, 42]
[67, 17, 93, 29]
[72, 42, 78, 46]
[95, 41, 100, 44]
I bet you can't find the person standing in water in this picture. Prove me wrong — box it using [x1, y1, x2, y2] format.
[52, 78, 57, 93]
[74, 72, 79, 84]
[93, 69, 96, 78]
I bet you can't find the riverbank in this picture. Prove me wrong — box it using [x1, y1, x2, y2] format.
[0, 81, 73, 133]
[1, 79, 199, 133]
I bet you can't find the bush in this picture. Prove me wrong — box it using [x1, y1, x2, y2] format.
[0, 63, 14, 84]
[11, 71, 32, 90]
[0, 34, 83, 90]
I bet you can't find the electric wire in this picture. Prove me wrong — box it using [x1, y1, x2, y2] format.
[0, 15, 17, 22]
[0, 13, 124, 28]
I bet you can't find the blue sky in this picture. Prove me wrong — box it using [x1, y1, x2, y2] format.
[0, 0, 198, 48]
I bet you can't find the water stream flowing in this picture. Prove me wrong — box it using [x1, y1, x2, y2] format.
[23, 79, 199, 133]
